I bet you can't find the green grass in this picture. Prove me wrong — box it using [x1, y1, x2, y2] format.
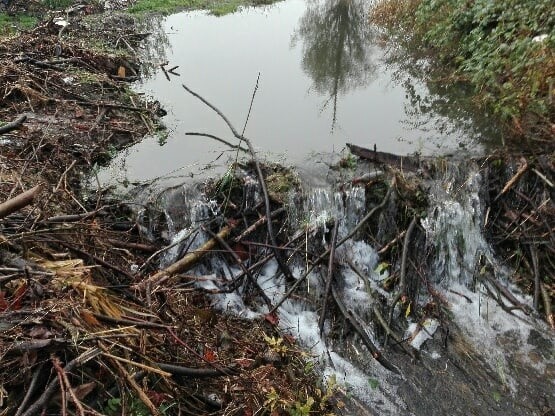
[129, 0, 207, 14]
[0, 13, 38, 33]
[42, 0, 74, 9]
[129, 0, 279, 16]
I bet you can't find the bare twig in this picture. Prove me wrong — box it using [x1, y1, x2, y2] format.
[388, 215, 418, 339]
[181, 83, 296, 284]
[495, 158, 528, 200]
[269, 183, 395, 314]
[14, 363, 44, 416]
[52, 355, 86, 416]
[105, 348, 161, 416]
[203, 226, 273, 309]
[20, 348, 101, 416]
[530, 244, 540, 310]
[319, 219, 338, 335]
[241, 72, 260, 136]
[185, 132, 248, 152]
[540, 282, 554, 330]
[138, 223, 235, 289]
[0, 184, 42, 219]
[331, 284, 399, 374]
[156, 362, 239, 378]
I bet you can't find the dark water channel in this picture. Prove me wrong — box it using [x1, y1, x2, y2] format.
[100, 0, 497, 185]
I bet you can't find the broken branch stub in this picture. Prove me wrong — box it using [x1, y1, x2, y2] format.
[0, 185, 42, 219]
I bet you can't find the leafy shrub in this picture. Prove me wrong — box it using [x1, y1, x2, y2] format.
[371, 0, 555, 141]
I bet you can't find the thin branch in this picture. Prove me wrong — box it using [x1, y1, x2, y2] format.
[319, 219, 338, 335]
[0, 184, 42, 219]
[20, 348, 101, 416]
[241, 72, 260, 136]
[387, 215, 417, 338]
[0, 114, 27, 134]
[331, 284, 399, 374]
[181, 83, 295, 284]
[185, 132, 248, 152]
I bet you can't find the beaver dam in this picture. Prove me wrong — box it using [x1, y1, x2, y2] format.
[0, 0, 553, 415]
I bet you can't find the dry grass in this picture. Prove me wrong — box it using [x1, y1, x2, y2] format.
[368, 0, 419, 29]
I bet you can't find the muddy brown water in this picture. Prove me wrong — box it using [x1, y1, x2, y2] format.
[99, 0, 499, 186]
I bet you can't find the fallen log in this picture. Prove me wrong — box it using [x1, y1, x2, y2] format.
[138, 223, 235, 289]
[347, 143, 420, 171]
[0, 185, 41, 219]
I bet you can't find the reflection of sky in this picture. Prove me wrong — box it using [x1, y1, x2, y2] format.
[100, 0, 484, 185]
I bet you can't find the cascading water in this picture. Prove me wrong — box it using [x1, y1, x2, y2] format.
[148, 160, 554, 415]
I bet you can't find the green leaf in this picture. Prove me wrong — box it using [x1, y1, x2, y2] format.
[374, 262, 389, 275]
[368, 378, 380, 389]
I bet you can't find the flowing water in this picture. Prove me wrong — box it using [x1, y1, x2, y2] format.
[141, 159, 554, 415]
[99, 0, 500, 186]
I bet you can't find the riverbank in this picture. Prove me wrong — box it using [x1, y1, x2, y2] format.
[369, 0, 554, 148]
[0, 2, 336, 415]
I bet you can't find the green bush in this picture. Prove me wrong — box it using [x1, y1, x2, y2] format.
[372, 0, 555, 140]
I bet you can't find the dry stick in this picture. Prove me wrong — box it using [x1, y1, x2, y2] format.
[242, 72, 260, 135]
[378, 229, 406, 255]
[530, 244, 541, 310]
[540, 282, 554, 330]
[233, 207, 286, 243]
[166, 327, 238, 376]
[181, 83, 296, 284]
[139, 224, 234, 289]
[106, 352, 161, 416]
[43, 206, 107, 223]
[372, 305, 417, 360]
[0, 184, 42, 219]
[270, 184, 395, 314]
[20, 348, 101, 416]
[185, 132, 248, 152]
[14, 363, 44, 416]
[139, 226, 200, 271]
[387, 215, 417, 346]
[55, 240, 135, 282]
[318, 219, 339, 335]
[211, 232, 307, 294]
[532, 167, 554, 188]
[52, 355, 86, 416]
[107, 239, 157, 253]
[0, 114, 27, 134]
[330, 284, 400, 374]
[155, 362, 239, 378]
[100, 352, 172, 377]
[495, 158, 528, 200]
[487, 274, 532, 314]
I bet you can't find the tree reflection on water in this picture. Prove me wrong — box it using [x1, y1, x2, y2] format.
[292, 0, 376, 130]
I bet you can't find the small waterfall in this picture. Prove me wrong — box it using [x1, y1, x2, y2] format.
[422, 160, 490, 286]
[145, 161, 554, 415]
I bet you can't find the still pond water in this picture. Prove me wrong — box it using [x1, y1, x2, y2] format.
[101, 0, 497, 184]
